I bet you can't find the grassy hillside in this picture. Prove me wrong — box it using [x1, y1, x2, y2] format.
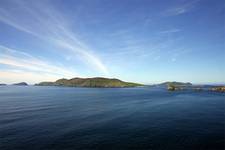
[158, 81, 192, 87]
[35, 77, 143, 88]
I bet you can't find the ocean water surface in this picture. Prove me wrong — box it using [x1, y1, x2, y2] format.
[0, 86, 224, 150]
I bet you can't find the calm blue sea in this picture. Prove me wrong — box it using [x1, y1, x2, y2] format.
[0, 86, 224, 150]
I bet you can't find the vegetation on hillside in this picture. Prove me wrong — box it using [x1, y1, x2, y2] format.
[35, 77, 143, 88]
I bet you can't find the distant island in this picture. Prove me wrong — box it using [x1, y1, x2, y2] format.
[155, 82, 225, 92]
[1, 79, 223, 92]
[211, 86, 225, 92]
[35, 77, 143, 88]
[157, 81, 192, 87]
[13, 82, 28, 86]
[155, 81, 192, 91]
[166, 82, 192, 91]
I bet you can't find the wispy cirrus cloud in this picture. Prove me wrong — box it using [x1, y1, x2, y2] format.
[0, 45, 78, 83]
[163, 0, 200, 16]
[0, 0, 108, 75]
[168, 48, 192, 62]
[158, 29, 181, 34]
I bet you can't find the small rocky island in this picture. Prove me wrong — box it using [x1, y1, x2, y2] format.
[157, 82, 192, 91]
[35, 77, 143, 88]
[211, 86, 225, 92]
[158, 82, 225, 93]
[13, 82, 28, 86]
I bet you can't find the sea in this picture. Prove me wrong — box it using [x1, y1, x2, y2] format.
[0, 86, 224, 150]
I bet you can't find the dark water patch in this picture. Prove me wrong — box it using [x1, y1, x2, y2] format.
[0, 86, 224, 150]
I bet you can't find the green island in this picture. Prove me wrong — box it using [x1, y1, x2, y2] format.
[35, 77, 143, 88]
[158, 81, 192, 87]
[35, 79, 225, 92]
[156, 82, 192, 91]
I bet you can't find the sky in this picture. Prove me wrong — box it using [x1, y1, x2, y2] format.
[0, 0, 224, 84]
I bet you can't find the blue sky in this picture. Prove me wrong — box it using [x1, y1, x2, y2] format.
[0, 0, 224, 84]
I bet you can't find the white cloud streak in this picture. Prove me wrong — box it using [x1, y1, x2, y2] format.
[0, 0, 108, 74]
[168, 48, 192, 62]
[158, 29, 181, 34]
[0, 70, 62, 84]
[163, 0, 200, 16]
[0, 45, 78, 83]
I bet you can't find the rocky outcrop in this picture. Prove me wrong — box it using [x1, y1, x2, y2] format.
[211, 86, 225, 92]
